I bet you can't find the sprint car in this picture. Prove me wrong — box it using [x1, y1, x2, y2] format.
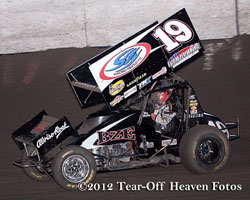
[12, 9, 239, 190]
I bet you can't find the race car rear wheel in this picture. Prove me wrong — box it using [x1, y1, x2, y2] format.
[179, 125, 230, 174]
[52, 145, 96, 190]
[22, 146, 51, 181]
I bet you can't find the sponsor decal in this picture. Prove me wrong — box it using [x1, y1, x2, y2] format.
[191, 106, 197, 110]
[85, 170, 94, 184]
[110, 95, 124, 107]
[190, 109, 198, 115]
[97, 126, 136, 145]
[168, 43, 201, 68]
[127, 73, 146, 87]
[124, 86, 137, 99]
[109, 80, 125, 96]
[208, 120, 230, 138]
[142, 112, 151, 117]
[73, 81, 100, 91]
[36, 122, 69, 148]
[152, 67, 167, 80]
[189, 99, 198, 106]
[189, 101, 198, 106]
[189, 113, 204, 118]
[189, 95, 196, 100]
[100, 43, 151, 80]
[139, 142, 154, 149]
[32, 121, 50, 134]
[67, 184, 78, 189]
[189, 98, 198, 108]
[62, 150, 73, 158]
[161, 139, 177, 146]
[138, 76, 151, 89]
[31, 172, 42, 179]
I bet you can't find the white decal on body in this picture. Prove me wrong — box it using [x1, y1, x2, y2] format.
[152, 67, 167, 80]
[80, 114, 135, 149]
[36, 122, 70, 148]
[124, 86, 137, 99]
[208, 120, 229, 139]
[89, 24, 158, 92]
[168, 43, 201, 69]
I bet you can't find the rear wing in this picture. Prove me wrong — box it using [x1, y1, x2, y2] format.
[12, 111, 75, 155]
[67, 8, 204, 109]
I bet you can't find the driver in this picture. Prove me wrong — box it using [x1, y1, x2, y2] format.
[149, 80, 176, 134]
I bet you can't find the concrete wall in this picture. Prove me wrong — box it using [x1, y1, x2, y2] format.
[238, 0, 250, 35]
[0, 0, 87, 54]
[1, 0, 250, 54]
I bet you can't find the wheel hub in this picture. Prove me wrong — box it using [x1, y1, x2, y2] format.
[197, 138, 220, 165]
[62, 155, 90, 183]
[199, 140, 214, 158]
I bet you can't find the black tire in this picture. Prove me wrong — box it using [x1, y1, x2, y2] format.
[52, 145, 96, 190]
[21, 146, 50, 181]
[179, 125, 230, 174]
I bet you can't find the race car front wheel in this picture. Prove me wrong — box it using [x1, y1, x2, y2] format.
[22, 146, 51, 181]
[52, 145, 96, 190]
[179, 125, 230, 174]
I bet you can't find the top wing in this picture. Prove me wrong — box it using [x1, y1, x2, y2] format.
[67, 8, 204, 109]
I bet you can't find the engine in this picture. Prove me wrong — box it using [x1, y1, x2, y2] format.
[89, 142, 134, 171]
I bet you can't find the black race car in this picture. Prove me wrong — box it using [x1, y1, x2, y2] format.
[12, 9, 239, 190]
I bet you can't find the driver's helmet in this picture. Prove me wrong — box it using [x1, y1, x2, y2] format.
[151, 80, 173, 108]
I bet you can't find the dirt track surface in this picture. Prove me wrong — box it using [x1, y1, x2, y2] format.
[1, 35, 250, 200]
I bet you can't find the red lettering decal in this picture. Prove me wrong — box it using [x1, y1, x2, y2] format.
[97, 131, 110, 145]
[124, 126, 136, 140]
[114, 129, 125, 140]
[97, 127, 136, 145]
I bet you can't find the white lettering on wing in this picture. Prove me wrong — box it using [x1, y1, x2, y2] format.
[36, 122, 70, 148]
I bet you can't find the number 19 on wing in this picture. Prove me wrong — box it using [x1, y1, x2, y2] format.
[153, 20, 193, 52]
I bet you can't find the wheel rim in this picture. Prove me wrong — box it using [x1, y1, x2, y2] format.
[197, 138, 221, 165]
[62, 155, 90, 183]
